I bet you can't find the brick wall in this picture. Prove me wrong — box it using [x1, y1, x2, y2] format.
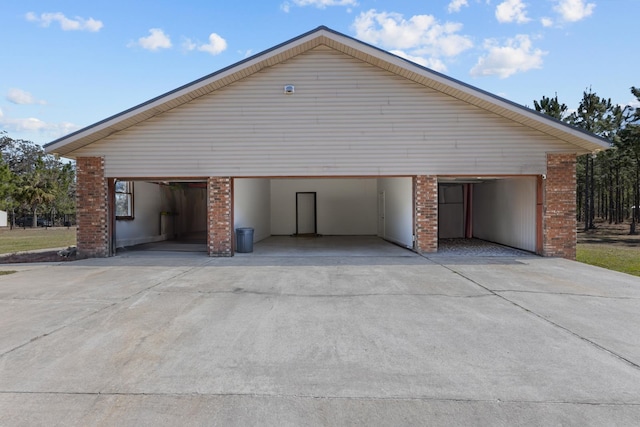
[76, 157, 109, 258]
[207, 177, 233, 257]
[544, 153, 577, 259]
[414, 175, 438, 253]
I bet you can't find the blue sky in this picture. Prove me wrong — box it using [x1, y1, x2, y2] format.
[1, 0, 638, 145]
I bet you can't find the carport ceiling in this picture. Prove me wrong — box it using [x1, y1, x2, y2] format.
[438, 177, 501, 184]
[151, 181, 207, 188]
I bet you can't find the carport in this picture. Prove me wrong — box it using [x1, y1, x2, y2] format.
[111, 175, 542, 257]
[234, 177, 414, 252]
[111, 180, 208, 253]
[438, 176, 541, 254]
[113, 177, 415, 257]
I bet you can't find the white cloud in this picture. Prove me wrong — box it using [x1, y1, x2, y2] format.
[25, 12, 103, 32]
[130, 28, 172, 51]
[182, 38, 197, 52]
[391, 50, 447, 72]
[0, 108, 78, 137]
[553, 0, 595, 22]
[198, 33, 227, 55]
[495, 0, 530, 23]
[352, 9, 473, 60]
[183, 34, 228, 56]
[470, 34, 546, 78]
[6, 88, 46, 105]
[448, 0, 469, 13]
[541, 17, 554, 27]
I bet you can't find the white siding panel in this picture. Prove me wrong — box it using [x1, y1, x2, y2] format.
[74, 46, 575, 178]
[473, 178, 537, 252]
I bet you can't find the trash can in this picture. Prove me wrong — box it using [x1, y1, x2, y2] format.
[236, 227, 254, 253]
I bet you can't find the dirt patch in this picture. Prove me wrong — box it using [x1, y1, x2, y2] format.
[0, 250, 80, 264]
[578, 221, 640, 248]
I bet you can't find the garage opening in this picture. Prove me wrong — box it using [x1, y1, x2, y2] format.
[438, 177, 540, 254]
[234, 177, 414, 255]
[112, 180, 207, 253]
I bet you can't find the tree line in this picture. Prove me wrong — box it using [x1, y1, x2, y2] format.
[0, 131, 75, 228]
[534, 87, 640, 234]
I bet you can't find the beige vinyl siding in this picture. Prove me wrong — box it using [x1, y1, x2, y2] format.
[74, 46, 577, 178]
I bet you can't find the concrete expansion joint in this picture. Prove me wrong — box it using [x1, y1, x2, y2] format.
[0, 301, 119, 359]
[2, 390, 639, 407]
[0, 266, 201, 360]
[155, 289, 493, 299]
[494, 289, 640, 300]
[5, 296, 115, 304]
[422, 254, 640, 373]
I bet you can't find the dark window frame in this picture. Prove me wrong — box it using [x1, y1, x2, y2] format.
[115, 180, 134, 220]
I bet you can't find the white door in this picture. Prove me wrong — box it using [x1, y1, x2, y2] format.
[296, 192, 316, 235]
[377, 191, 385, 237]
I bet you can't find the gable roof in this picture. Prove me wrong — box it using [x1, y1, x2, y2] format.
[45, 25, 610, 157]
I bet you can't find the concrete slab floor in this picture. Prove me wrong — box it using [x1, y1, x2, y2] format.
[1, 252, 640, 426]
[244, 235, 415, 257]
[117, 235, 530, 258]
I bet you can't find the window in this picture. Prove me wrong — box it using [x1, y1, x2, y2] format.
[115, 181, 134, 219]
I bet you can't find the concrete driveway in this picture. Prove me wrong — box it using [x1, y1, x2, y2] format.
[1, 251, 640, 426]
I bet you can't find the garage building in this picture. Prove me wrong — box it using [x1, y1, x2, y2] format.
[44, 26, 609, 259]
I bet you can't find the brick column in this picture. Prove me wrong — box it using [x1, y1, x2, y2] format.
[414, 175, 438, 253]
[544, 153, 577, 259]
[207, 177, 233, 257]
[76, 157, 109, 258]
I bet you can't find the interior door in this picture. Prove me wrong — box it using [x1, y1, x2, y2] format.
[377, 191, 385, 238]
[296, 192, 317, 235]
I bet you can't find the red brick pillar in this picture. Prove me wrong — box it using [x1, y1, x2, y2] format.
[414, 175, 438, 254]
[76, 157, 109, 258]
[544, 153, 577, 259]
[207, 177, 233, 257]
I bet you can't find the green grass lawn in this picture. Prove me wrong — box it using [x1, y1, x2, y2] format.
[577, 244, 640, 277]
[0, 227, 76, 255]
